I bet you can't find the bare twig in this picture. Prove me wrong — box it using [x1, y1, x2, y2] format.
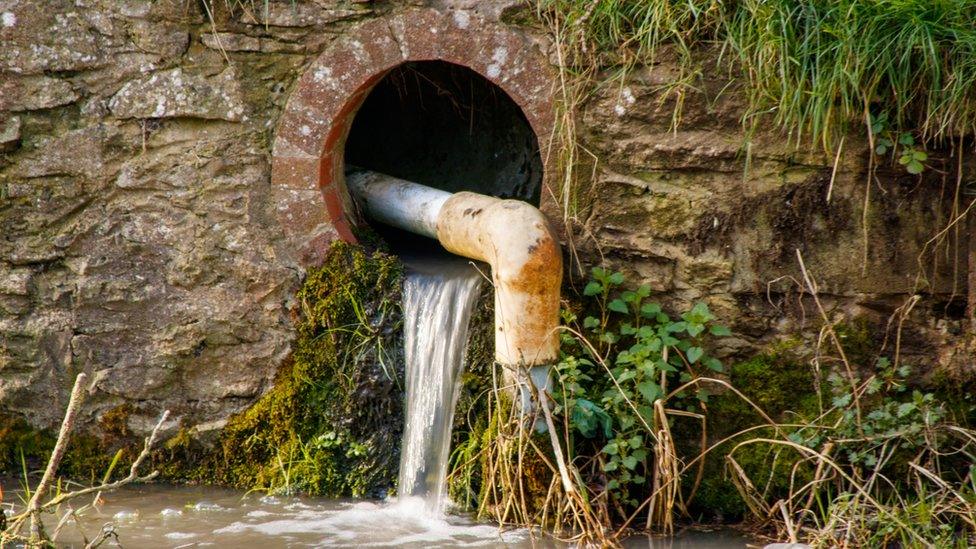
[83, 523, 118, 549]
[26, 373, 87, 541]
[795, 249, 864, 430]
[7, 406, 171, 543]
[537, 384, 575, 496]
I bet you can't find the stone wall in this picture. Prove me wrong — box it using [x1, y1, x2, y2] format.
[0, 0, 377, 434]
[578, 58, 968, 371]
[0, 0, 968, 438]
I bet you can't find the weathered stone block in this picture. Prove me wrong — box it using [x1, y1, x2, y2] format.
[590, 169, 708, 246]
[8, 125, 115, 179]
[108, 67, 246, 121]
[202, 32, 262, 52]
[0, 116, 21, 150]
[0, 76, 79, 111]
[0, 267, 30, 296]
[238, 1, 364, 27]
[0, 0, 102, 74]
[127, 19, 189, 59]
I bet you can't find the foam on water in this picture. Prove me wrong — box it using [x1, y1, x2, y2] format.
[1, 476, 747, 547]
[213, 496, 523, 546]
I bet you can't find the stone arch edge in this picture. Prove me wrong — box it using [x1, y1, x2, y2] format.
[270, 8, 557, 267]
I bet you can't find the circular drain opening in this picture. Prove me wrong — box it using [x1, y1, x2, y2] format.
[346, 60, 543, 203]
[344, 61, 543, 254]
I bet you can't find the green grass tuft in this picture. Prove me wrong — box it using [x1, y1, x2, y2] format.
[537, 0, 976, 149]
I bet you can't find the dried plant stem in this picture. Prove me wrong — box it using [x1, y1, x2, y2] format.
[646, 400, 677, 533]
[969, 207, 976, 323]
[795, 249, 863, 430]
[825, 135, 845, 203]
[7, 398, 170, 544]
[861, 106, 874, 276]
[729, 438, 929, 548]
[25, 373, 87, 542]
[537, 384, 575, 496]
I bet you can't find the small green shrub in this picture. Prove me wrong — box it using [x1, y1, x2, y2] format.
[553, 266, 730, 515]
[725, 352, 976, 546]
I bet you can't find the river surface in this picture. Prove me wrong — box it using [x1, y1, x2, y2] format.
[6, 482, 750, 548]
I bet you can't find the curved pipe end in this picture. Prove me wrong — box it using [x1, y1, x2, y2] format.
[437, 193, 562, 366]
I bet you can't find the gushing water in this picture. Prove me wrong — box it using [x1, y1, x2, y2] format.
[398, 256, 482, 513]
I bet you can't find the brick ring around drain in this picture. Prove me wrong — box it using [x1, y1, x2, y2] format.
[270, 7, 557, 267]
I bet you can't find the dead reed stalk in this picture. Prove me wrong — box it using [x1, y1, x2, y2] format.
[2, 373, 170, 547]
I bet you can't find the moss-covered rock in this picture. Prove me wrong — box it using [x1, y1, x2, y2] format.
[162, 241, 405, 497]
[448, 284, 495, 509]
[689, 345, 821, 520]
[0, 403, 139, 483]
[0, 415, 55, 474]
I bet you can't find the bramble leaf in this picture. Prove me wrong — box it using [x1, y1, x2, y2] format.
[637, 380, 661, 403]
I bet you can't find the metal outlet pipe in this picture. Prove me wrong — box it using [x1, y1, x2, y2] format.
[347, 170, 562, 367]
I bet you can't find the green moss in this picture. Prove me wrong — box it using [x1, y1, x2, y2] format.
[448, 284, 495, 509]
[689, 346, 822, 519]
[0, 404, 139, 483]
[61, 434, 115, 482]
[834, 317, 880, 369]
[164, 241, 405, 497]
[60, 403, 138, 482]
[0, 415, 55, 474]
[927, 370, 976, 427]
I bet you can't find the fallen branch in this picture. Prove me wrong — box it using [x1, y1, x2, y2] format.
[26, 373, 87, 541]
[3, 370, 171, 546]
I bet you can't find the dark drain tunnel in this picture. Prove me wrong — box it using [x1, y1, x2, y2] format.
[344, 60, 544, 218]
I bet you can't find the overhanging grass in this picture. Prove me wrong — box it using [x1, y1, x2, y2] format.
[537, 0, 976, 149]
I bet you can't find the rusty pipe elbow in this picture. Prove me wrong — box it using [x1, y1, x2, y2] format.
[436, 192, 562, 366]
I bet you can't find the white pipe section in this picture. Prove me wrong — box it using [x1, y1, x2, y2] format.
[347, 170, 562, 366]
[347, 170, 451, 239]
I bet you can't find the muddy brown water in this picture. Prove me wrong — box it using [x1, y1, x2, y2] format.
[6, 483, 750, 548]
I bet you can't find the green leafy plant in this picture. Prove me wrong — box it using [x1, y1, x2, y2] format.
[555, 267, 729, 509]
[721, 256, 976, 548]
[870, 113, 928, 174]
[784, 358, 947, 468]
[896, 134, 928, 175]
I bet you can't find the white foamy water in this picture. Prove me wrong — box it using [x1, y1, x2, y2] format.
[7, 481, 748, 548]
[398, 256, 483, 512]
[213, 496, 523, 546]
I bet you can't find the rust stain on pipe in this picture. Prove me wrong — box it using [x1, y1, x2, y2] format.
[436, 192, 562, 366]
